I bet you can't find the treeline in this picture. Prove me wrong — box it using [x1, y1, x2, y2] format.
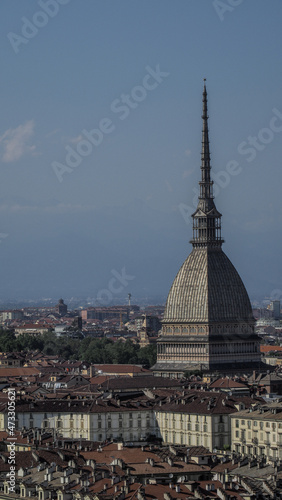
[0, 328, 157, 367]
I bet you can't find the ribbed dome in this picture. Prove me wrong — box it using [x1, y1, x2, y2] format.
[163, 247, 253, 323]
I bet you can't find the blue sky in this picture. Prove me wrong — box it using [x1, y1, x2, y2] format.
[0, 0, 281, 304]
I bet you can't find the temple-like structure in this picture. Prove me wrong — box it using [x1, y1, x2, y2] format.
[153, 83, 262, 377]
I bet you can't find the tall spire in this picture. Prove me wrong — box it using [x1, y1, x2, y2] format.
[190, 81, 224, 248]
[200, 80, 212, 200]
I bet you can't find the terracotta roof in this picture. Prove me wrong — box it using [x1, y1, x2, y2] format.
[209, 377, 248, 389]
[93, 364, 150, 374]
[159, 391, 262, 415]
[0, 367, 40, 377]
[90, 375, 113, 385]
[260, 345, 282, 353]
[98, 375, 181, 391]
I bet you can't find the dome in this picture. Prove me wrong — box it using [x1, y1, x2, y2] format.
[163, 247, 253, 324]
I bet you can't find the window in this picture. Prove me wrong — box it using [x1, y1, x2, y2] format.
[235, 420, 239, 428]
[241, 420, 245, 425]
[254, 421, 257, 427]
[260, 422, 263, 430]
[235, 431, 239, 438]
[248, 421, 251, 429]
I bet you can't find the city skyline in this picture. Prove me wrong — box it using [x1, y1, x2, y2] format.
[0, 1, 282, 301]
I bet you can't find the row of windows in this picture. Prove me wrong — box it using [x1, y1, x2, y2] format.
[164, 326, 207, 334]
[235, 419, 282, 430]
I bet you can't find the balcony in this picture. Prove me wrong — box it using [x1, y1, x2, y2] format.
[264, 440, 270, 445]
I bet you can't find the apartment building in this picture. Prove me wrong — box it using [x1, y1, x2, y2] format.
[155, 392, 253, 451]
[231, 402, 282, 460]
[1, 391, 261, 451]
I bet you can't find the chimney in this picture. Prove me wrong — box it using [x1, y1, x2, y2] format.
[164, 493, 172, 500]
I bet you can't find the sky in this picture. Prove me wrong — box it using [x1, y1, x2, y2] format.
[0, 0, 281, 305]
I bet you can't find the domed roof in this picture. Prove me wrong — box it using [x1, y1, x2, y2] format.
[163, 247, 253, 323]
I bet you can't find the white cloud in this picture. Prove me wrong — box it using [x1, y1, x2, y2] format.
[0, 120, 36, 163]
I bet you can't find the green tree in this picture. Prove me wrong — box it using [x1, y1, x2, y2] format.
[137, 344, 157, 367]
[0, 329, 17, 352]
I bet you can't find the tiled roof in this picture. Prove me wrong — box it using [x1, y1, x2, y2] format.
[158, 391, 262, 415]
[260, 345, 282, 353]
[98, 375, 182, 391]
[209, 377, 248, 389]
[93, 364, 150, 374]
[0, 367, 40, 377]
